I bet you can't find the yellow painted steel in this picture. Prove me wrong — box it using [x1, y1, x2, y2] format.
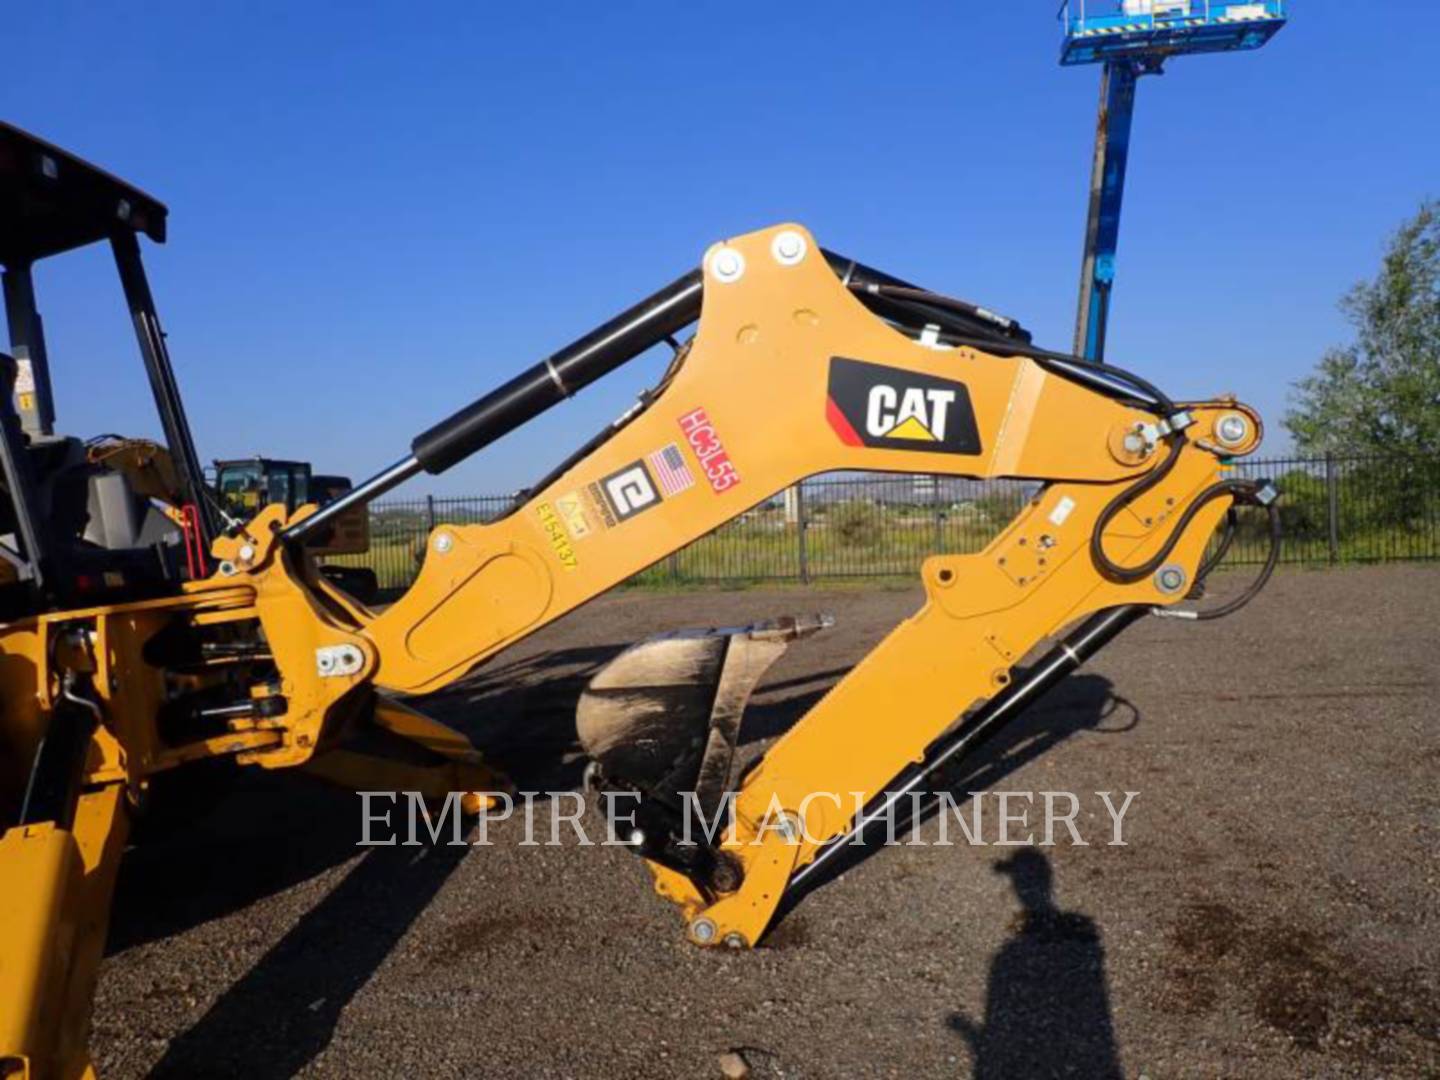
[355, 225, 1164, 694]
[0, 786, 128, 1080]
[0, 824, 76, 1072]
[1, 222, 1266, 1075]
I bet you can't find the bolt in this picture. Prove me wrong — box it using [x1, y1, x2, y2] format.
[712, 247, 745, 282]
[628, 829, 646, 848]
[1216, 414, 1249, 447]
[723, 933, 748, 949]
[775, 813, 801, 842]
[218, 560, 237, 576]
[434, 533, 453, 554]
[708, 856, 744, 894]
[1155, 565, 1187, 594]
[690, 917, 717, 944]
[771, 230, 806, 265]
[238, 543, 256, 564]
[1122, 432, 1146, 455]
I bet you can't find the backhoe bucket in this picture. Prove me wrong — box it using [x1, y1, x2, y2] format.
[577, 615, 831, 816]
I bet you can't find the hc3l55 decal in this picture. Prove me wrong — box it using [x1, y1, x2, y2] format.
[678, 407, 741, 492]
[825, 357, 982, 455]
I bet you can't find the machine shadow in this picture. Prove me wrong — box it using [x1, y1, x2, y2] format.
[109, 642, 675, 1072]
[948, 849, 1124, 1080]
[109, 638, 840, 954]
[108, 643, 634, 951]
[777, 672, 1139, 907]
[418, 642, 632, 790]
[120, 645, 1129, 1076]
[149, 838, 469, 1078]
[109, 767, 364, 954]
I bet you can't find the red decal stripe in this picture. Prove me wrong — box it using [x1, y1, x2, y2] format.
[826, 395, 864, 446]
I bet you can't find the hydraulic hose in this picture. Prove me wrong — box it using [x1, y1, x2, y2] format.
[1191, 497, 1282, 621]
[1089, 435, 1188, 582]
[1092, 464, 1262, 586]
[1195, 507, 1239, 585]
[847, 282, 1177, 416]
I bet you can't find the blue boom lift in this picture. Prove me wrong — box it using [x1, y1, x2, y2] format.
[1060, 1, 1287, 360]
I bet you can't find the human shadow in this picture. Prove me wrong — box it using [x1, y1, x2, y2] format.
[948, 850, 1123, 1079]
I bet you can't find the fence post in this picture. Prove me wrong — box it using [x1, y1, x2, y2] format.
[932, 474, 944, 553]
[1325, 452, 1340, 565]
[425, 494, 437, 534]
[795, 483, 809, 585]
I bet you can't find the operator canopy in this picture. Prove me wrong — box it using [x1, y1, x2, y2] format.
[0, 120, 167, 266]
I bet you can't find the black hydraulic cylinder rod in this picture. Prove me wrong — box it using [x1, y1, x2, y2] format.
[786, 604, 1145, 895]
[410, 267, 704, 476]
[286, 243, 1028, 547]
[280, 454, 422, 545]
[281, 267, 703, 545]
[19, 682, 101, 829]
[823, 249, 1032, 346]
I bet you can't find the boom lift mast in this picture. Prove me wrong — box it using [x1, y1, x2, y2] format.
[1061, 0, 1288, 360]
[0, 123, 1281, 1077]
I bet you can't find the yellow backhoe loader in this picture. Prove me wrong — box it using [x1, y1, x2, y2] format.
[0, 121, 1279, 1078]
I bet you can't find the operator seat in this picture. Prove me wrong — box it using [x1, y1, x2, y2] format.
[0, 351, 185, 615]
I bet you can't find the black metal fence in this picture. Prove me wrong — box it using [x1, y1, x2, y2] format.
[327, 454, 1440, 591]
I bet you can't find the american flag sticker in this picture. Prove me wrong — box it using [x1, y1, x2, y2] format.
[647, 443, 695, 497]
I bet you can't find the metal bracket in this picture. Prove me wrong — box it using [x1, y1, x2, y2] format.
[1138, 411, 1195, 450]
[1251, 480, 1280, 507]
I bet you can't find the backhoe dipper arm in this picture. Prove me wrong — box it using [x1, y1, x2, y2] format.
[207, 222, 1266, 945]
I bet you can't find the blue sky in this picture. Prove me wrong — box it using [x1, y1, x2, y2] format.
[10, 2, 1437, 494]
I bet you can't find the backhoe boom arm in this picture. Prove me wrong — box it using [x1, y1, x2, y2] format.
[203, 222, 1268, 944]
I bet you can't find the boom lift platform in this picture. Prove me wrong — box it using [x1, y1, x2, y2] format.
[1060, 1, 1286, 67]
[1061, 0, 1287, 359]
[0, 120, 1281, 1078]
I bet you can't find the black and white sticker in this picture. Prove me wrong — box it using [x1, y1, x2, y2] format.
[600, 460, 661, 521]
[825, 357, 982, 456]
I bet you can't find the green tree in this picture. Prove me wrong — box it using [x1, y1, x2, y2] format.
[1286, 200, 1440, 458]
[830, 500, 880, 548]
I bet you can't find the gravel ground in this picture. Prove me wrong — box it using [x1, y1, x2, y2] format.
[93, 565, 1440, 1078]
